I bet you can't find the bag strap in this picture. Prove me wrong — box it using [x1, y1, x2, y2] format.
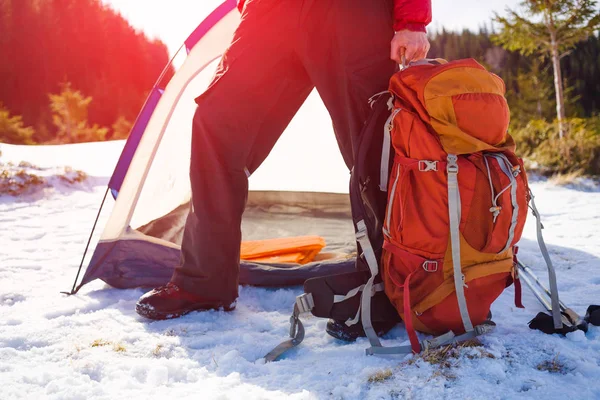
[446, 154, 474, 333]
[403, 272, 421, 352]
[380, 104, 399, 192]
[355, 220, 384, 350]
[263, 297, 312, 362]
[529, 189, 563, 329]
[513, 247, 525, 309]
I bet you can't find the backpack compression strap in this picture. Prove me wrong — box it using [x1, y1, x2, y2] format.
[263, 299, 310, 362]
[447, 154, 474, 333]
[380, 98, 397, 192]
[529, 189, 563, 329]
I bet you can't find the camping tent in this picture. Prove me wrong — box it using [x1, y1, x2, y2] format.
[70, 0, 358, 293]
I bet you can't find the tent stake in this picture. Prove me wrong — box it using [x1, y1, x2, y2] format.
[62, 187, 110, 295]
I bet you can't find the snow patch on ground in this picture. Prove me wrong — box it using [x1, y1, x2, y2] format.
[0, 141, 123, 199]
[0, 161, 91, 198]
[1, 143, 600, 399]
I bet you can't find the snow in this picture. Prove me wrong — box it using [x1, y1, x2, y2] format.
[0, 141, 124, 178]
[1, 141, 600, 400]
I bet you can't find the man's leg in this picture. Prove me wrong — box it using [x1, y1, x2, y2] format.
[137, 0, 313, 318]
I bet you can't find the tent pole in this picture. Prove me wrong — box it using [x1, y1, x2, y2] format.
[62, 187, 110, 295]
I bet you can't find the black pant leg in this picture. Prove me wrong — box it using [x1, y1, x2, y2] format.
[172, 0, 313, 299]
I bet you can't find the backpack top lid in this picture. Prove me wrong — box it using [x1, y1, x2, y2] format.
[389, 58, 515, 155]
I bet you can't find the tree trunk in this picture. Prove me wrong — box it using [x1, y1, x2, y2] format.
[550, 37, 566, 138]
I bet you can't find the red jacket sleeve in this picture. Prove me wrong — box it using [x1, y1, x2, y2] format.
[393, 0, 432, 32]
[237, 0, 431, 33]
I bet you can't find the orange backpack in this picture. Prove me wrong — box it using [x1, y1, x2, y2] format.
[265, 58, 533, 362]
[381, 58, 529, 352]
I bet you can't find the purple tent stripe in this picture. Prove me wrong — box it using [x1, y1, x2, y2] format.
[108, 88, 162, 196]
[185, 0, 238, 53]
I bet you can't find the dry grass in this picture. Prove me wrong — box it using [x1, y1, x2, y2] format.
[537, 354, 566, 374]
[0, 167, 46, 196]
[153, 344, 164, 357]
[113, 343, 127, 353]
[549, 170, 584, 186]
[91, 339, 126, 353]
[367, 369, 393, 384]
[58, 166, 88, 184]
[411, 339, 496, 382]
[406, 339, 496, 372]
[363, 339, 498, 386]
[90, 339, 111, 348]
[0, 162, 87, 196]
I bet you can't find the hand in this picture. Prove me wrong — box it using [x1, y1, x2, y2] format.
[390, 30, 430, 65]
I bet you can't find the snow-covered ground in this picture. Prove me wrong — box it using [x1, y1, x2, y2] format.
[1, 142, 600, 400]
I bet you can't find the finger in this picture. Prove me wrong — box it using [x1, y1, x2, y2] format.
[417, 42, 430, 60]
[391, 45, 405, 65]
[415, 46, 427, 61]
[423, 42, 431, 58]
[399, 47, 407, 66]
[404, 46, 417, 63]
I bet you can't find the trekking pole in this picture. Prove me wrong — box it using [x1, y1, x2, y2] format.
[517, 262, 589, 334]
[518, 263, 568, 311]
[518, 269, 553, 312]
[518, 262, 587, 326]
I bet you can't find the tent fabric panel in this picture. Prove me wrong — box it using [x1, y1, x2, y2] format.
[136, 191, 354, 247]
[77, 240, 176, 291]
[185, 0, 238, 53]
[99, 8, 240, 241]
[239, 258, 355, 287]
[109, 0, 237, 198]
[78, 239, 356, 292]
[108, 88, 163, 196]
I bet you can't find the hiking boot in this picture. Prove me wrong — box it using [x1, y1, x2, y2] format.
[325, 319, 398, 342]
[136, 282, 236, 320]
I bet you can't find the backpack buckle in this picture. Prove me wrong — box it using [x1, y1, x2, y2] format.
[418, 160, 438, 172]
[295, 293, 315, 314]
[447, 154, 459, 174]
[422, 260, 438, 273]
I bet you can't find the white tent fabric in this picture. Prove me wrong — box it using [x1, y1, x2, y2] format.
[102, 5, 241, 240]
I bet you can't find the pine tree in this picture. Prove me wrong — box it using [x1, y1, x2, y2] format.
[48, 83, 108, 143]
[505, 60, 556, 126]
[493, 0, 600, 138]
[0, 103, 35, 145]
[111, 116, 133, 140]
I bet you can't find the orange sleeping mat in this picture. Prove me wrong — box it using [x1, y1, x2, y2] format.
[240, 236, 326, 265]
